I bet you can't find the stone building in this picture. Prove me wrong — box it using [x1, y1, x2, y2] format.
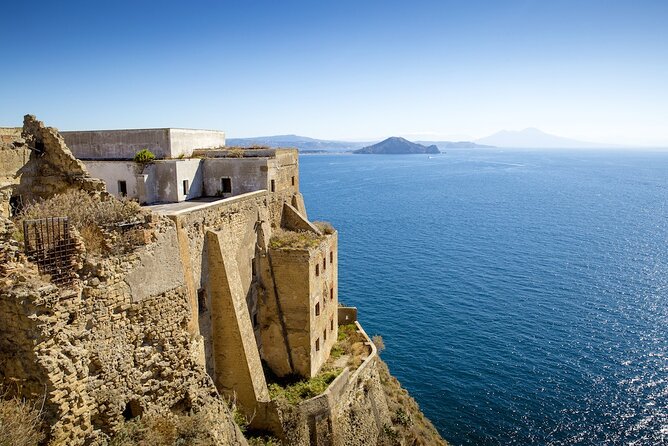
[60, 128, 299, 205]
[0, 116, 340, 442]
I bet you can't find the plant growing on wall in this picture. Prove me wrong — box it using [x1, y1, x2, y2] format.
[133, 148, 156, 164]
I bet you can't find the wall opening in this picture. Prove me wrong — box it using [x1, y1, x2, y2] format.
[253, 312, 259, 329]
[330, 287, 333, 301]
[315, 338, 320, 352]
[221, 177, 232, 194]
[118, 180, 127, 197]
[315, 302, 320, 316]
[330, 251, 333, 264]
[123, 400, 143, 420]
[322, 258, 326, 271]
[183, 179, 189, 196]
[197, 288, 207, 314]
[315, 264, 320, 277]
[9, 195, 22, 217]
[323, 329, 327, 341]
[330, 318, 334, 331]
[270, 179, 276, 192]
[291, 176, 295, 186]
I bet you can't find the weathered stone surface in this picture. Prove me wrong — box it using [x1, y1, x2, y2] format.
[16, 115, 106, 203]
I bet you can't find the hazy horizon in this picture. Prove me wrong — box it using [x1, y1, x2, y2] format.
[2, 0, 667, 146]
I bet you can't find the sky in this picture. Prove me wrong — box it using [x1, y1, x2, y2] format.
[1, 0, 667, 145]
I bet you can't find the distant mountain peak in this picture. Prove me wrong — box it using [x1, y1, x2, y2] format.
[476, 128, 609, 149]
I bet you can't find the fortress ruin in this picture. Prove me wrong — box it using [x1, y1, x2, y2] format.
[0, 116, 447, 446]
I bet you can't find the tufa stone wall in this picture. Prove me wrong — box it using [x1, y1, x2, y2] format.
[16, 115, 105, 203]
[0, 217, 248, 445]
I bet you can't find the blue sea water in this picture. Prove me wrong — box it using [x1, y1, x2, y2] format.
[298, 149, 668, 446]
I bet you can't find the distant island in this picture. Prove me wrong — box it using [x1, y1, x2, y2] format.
[353, 137, 440, 154]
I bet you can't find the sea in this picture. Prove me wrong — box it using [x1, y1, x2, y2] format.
[298, 149, 668, 446]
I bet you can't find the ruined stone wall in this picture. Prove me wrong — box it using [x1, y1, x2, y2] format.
[16, 115, 105, 203]
[0, 128, 29, 217]
[0, 218, 247, 445]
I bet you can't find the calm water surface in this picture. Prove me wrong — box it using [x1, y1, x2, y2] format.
[299, 149, 668, 446]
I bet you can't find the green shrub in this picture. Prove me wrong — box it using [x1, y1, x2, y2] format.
[133, 148, 156, 164]
[268, 369, 341, 405]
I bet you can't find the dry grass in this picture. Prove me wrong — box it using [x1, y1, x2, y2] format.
[109, 412, 215, 446]
[19, 190, 146, 255]
[313, 221, 335, 235]
[0, 391, 45, 446]
[269, 228, 322, 250]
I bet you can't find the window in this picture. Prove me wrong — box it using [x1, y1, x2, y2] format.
[182, 179, 189, 196]
[315, 302, 320, 316]
[118, 180, 127, 197]
[323, 329, 327, 341]
[315, 338, 320, 351]
[271, 179, 276, 192]
[251, 258, 257, 277]
[253, 313, 259, 328]
[330, 251, 334, 264]
[291, 176, 295, 186]
[322, 258, 326, 271]
[315, 264, 320, 277]
[330, 318, 334, 331]
[330, 287, 334, 301]
[221, 177, 232, 193]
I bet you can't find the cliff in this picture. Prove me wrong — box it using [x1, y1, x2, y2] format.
[0, 116, 448, 446]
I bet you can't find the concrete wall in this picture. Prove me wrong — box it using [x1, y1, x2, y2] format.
[202, 158, 270, 198]
[175, 159, 204, 201]
[84, 161, 140, 198]
[62, 128, 226, 160]
[169, 129, 225, 157]
[63, 129, 171, 160]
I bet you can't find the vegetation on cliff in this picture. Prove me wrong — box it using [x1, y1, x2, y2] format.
[378, 360, 448, 445]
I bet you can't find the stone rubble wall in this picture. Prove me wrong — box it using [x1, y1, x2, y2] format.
[0, 217, 247, 445]
[16, 115, 106, 203]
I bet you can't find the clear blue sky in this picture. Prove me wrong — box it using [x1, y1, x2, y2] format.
[1, 0, 667, 144]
